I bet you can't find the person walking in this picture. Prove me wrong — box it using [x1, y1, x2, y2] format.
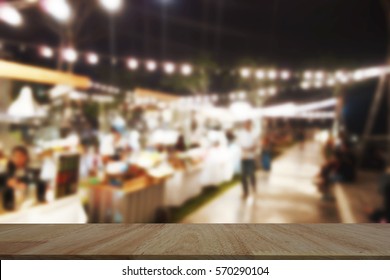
[236, 120, 259, 199]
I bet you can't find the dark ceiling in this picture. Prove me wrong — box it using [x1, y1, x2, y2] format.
[0, 0, 388, 68]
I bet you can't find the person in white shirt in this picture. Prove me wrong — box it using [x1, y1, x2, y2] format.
[99, 127, 128, 163]
[236, 120, 258, 198]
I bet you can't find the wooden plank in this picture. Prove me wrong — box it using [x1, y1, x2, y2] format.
[0, 224, 389, 259]
[0, 60, 91, 89]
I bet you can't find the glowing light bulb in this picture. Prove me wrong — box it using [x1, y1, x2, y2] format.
[39, 46, 53, 58]
[181, 64, 193, 76]
[240, 68, 251, 78]
[304, 71, 313, 79]
[281, 70, 290, 80]
[146, 60, 157, 71]
[86, 53, 99, 65]
[127, 58, 139, 70]
[255, 70, 265, 80]
[99, 0, 123, 13]
[164, 62, 175, 74]
[42, 0, 71, 23]
[268, 70, 277, 80]
[62, 47, 78, 62]
[0, 4, 23, 26]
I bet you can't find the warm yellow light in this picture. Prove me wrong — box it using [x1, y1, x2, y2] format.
[127, 58, 139, 70]
[164, 62, 175, 74]
[181, 64, 193, 76]
[240, 68, 251, 78]
[255, 70, 265, 80]
[301, 81, 310, 89]
[304, 71, 313, 79]
[281, 70, 290, 80]
[268, 70, 277, 80]
[146, 60, 157, 71]
[0, 60, 91, 89]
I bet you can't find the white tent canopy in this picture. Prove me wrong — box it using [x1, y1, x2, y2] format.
[7, 86, 47, 119]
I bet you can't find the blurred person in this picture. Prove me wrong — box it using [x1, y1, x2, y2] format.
[296, 128, 306, 150]
[336, 142, 357, 183]
[0, 143, 7, 173]
[315, 152, 340, 200]
[0, 146, 36, 210]
[260, 135, 273, 172]
[100, 127, 129, 163]
[226, 131, 241, 176]
[79, 144, 104, 179]
[366, 166, 390, 223]
[323, 135, 335, 160]
[174, 134, 187, 152]
[236, 120, 258, 198]
[127, 129, 141, 152]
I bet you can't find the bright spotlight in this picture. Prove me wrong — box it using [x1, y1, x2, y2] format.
[335, 70, 346, 80]
[146, 60, 157, 71]
[127, 58, 139, 70]
[255, 70, 265, 80]
[181, 64, 193, 76]
[315, 71, 324, 80]
[326, 78, 336, 86]
[62, 47, 78, 62]
[301, 81, 310, 89]
[39, 46, 53, 58]
[42, 0, 72, 23]
[86, 53, 99, 65]
[281, 70, 290, 80]
[304, 71, 313, 79]
[268, 87, 277, 95]
[99, 0, 123, 13]
[268, 70, 277, 80]
[0, 4, 23, 26]
[240, 68, 251, 78]
[164, 62, 175, 74]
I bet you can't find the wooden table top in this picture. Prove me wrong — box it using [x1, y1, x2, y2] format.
[0, 224, 389, 259]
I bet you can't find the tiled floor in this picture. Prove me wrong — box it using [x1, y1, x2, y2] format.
[183, 141, 340, 223]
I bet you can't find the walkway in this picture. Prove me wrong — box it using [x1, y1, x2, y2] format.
[182, 141, 340, 223]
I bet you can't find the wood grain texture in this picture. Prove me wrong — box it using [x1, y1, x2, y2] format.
[0, 224, 389, 259]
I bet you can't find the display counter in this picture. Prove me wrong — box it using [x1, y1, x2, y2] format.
[163, 164, 203, 207]
[163, 146, 238, 207]
[0, 194, 87, 223]
[88, 176, 165, 223]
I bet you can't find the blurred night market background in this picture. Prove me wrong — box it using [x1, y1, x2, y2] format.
[0, 0, 389, 224]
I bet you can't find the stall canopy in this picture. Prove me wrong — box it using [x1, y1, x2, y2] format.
[0, 60, 91, 89]
[134, 88, 180, 103]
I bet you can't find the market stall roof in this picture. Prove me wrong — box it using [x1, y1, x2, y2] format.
[0, 60, 91, 89]
[134, 88, 180, 102]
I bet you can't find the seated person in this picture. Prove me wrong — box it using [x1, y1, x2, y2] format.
[0, 146, 36, 210]
[366, 166, 390, 223]
[336, 142, 356, 183]
[174, 135, 187, 153]
[315, 153, 339, 200]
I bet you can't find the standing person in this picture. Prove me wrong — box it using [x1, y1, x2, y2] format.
[236, 120, 259, 199]
[0, 146, 35, 210]
[100, 127, 129, 163]
[296, 127, 305, 150]
[261, 135, 273, 172]
[366, 165, 390, 223]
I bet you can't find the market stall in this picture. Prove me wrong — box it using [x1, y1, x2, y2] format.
[88, 176, 165, 223]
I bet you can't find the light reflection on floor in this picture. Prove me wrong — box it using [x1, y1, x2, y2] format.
[182, 142, 340, 223]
